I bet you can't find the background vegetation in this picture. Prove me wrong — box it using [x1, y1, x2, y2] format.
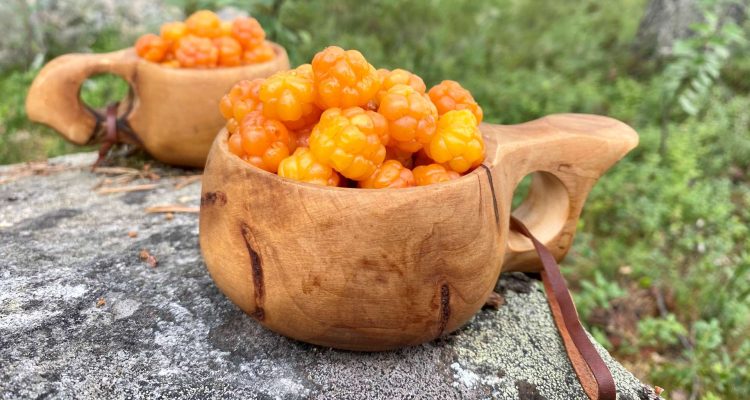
[1, 0, 748, 398]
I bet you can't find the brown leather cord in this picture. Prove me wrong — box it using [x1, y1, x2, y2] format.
[92, 103, 120, 168]
[510, 216, 617, 400]
[91, 102, 143, 168]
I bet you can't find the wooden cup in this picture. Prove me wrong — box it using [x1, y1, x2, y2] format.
[199, 114, 638, 351]
[25, 43, 290, 167]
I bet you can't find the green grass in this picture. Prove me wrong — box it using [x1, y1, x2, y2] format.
[1, 1, 749, 398]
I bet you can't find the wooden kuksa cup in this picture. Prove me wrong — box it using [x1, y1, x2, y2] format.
[198, 114, 638, 351]
[25, 43, 290, 167]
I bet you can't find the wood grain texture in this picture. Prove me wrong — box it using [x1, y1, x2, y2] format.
[199, 113, 638, 351]
[25, 43, 290, 167]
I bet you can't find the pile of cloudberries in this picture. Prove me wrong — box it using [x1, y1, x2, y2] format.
[135, 10, 274, 68]
[220, 46, 485, 188]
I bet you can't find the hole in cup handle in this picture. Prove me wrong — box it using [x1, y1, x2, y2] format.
[483, 113, 639, 273]
[26, 48, 138, 145]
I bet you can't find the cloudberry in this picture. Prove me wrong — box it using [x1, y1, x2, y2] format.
[242, 42, 275, 64]
[232, 17, 265, 49]
[219, 79, 264, 123]
[278, 147, 341, 187]
[175, 35, 218, 68]
[359, 160, 415, 189]
[260, 66, 318, 126]
[426, 110, 485, 173]
[214, 37, 243, 67]
[309, 107, 386, 180]
[413, 164, 460, 186]
[185, 10, 223, 38]
[375, 68, 426, 104]
[228, 131, 243, 156]
[135, 34, 168, 62]
[378, 84, 437, 152]
[428, 80, 483, 123]
[312, 46, 381, 109]
[235, 111, 294, 173]
[226, 118, 239, 135]
[160, 22, 187, 48]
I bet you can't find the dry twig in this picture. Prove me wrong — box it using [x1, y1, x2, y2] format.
[96, 184, 159, 194]
[145, 205, 200, 213]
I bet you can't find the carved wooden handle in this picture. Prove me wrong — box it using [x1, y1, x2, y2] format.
[25, 49, 138, 145]
[480, 114, 638, 272]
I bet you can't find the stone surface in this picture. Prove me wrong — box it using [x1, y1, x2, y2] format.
[0, 153, 660, 400]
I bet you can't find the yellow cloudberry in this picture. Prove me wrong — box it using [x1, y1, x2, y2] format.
[278, 147, 341, 187]
[309, 107, 386, 180]
[260, 66, 318, 124]
[375, 68, 426, 104]
[426, 109, 485, 173]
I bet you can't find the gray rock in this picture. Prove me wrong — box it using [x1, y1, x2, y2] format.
[0, 153, 660, 400]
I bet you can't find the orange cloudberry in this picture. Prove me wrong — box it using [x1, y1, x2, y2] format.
[375, 68, 426, 104]
[309, 107, 387, 180]
[413, 164, 461, 186]
[228, 131, 243, 156]
[234, 111, 295, 173]
[378, 84, 438, 152]
[231, 17, 265, 49]
[278, 147, 341, 187]
[312, 46, 381, 109]
[214, 36, 243, 67]
[242, 42, 275, 64]
[175, 35, 218, 68]
[219, 78, 264, 123]
[185, 10, 223, 38]
[135, 34, 168, 62]
[160, 22, 187, 48]
[426, 110, 485, 173]
[359, 160, 415, 189]
[428, 80, 483, 123]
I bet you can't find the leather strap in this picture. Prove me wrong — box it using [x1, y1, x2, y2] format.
[510, 216, 617, 400]
[93, 103, 120, 168]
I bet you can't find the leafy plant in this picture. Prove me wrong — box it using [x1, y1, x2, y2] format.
[657, 0, 746, 154]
